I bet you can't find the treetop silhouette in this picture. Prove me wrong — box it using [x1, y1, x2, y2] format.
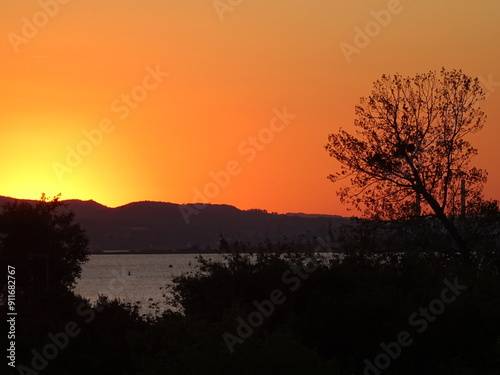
[326, 68, 489, 253]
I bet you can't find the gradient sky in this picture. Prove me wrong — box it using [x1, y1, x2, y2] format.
[1, 0, 499, 216]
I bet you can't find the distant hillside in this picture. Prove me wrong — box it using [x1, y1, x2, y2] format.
[0, 196, 349, 252]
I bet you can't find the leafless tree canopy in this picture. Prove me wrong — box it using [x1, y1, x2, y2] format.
[326, 68, 487, 222]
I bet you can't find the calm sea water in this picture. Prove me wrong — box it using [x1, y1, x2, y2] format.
[74, 254, 226, 314]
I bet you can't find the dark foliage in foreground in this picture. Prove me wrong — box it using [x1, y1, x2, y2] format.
[4, 248, 499, 375]
[0, 194, 89, 302]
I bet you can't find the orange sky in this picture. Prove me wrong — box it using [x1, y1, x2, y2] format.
[1, 0, 499, 216]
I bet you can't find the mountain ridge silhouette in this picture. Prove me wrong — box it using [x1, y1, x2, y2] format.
[0, 196, 348, 252]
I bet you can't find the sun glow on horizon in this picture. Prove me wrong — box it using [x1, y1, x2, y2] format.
[1, 0, 499, 216]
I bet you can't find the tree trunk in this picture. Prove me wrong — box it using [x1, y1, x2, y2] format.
[420, 190, 469, 260]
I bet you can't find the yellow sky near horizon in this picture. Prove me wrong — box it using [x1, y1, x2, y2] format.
[1, 0, 499, 215]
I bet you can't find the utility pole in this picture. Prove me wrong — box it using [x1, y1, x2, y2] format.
[460, 179, 466, 219]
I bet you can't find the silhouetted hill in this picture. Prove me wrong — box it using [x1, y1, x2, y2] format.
[0, 195, 31, 207]
[0, 196, 348, 252]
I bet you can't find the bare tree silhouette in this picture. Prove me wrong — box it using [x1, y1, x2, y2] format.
[325, 68, 488, 255]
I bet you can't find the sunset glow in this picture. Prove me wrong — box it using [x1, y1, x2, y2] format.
[1, 0, 499, 215]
